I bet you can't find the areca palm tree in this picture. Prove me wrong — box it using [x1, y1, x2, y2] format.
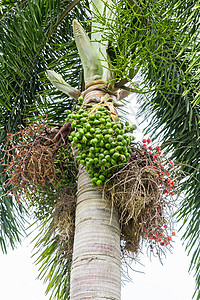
[0, 0, 200, 299]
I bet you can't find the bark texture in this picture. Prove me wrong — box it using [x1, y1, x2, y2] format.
[70, 166, 121, 299]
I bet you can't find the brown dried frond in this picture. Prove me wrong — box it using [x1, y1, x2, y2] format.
[103, 142, 177, 257]
[52, 189, 76, 263]
[53, 192, 76, 241]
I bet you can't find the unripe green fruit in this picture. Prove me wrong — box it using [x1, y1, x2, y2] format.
[82, 112, 88, 117]
[89, 158, 94, 164]
[122, 139, 128, 145]
[71, 141, 76, 147]
[102, 129, 108, 134]
[105, 155, 111, 161]
[74, 132, 80, 139]
[94, 158, 99, 164]
[99, 153, 104, 160]
[105, 143, 111, 149]
[96, 134, 103, 140]
[116, 145, 123, 151]
[106, 123, 112, 128]
[92, 177, 98, 184]
[89, 115, 95, 120]
[75, 114, 81, 120]
[104, 134, 110, 140]
[108, 128, 114, 134]
[117, 123, 122, 129]
[89, 152, 95, 158]
[100, 118, 106, 124]
[73, 137, 78, 143]
[99, 174, 105, 181]
[67, 113, 72, 119]
[80, 117, 87, 123]
[117, 135, 123, 141]
[93, 119, 100, 125]
[97, 106, 105, 111]
[95, 128, 101, 134]
[91, 138, 98, 145]
[71, 121, 76, 128]
[90, 128, 95, 133]
[85, 132, 92, 139]
[96, 180, 103, 186]
[111, 159, 117, 165]
[100, 166, 105, 172]
[120, 155, 126, 162]
[79, 128, 84, 135]
[100, 140, 104, 147]
[113, 152, 120, 160]
[82, 136, 87, 143]
[105, 162, 111, 168]
[95, 113, 102, 119]
[78, 96, 83, 103]
[71, 113, 76, 120]
[85, 123, 91, 130]
[110, 149, 115, 154]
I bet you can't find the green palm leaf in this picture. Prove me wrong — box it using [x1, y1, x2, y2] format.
[137, 8, 200, 296]
[0, 0, 88, 252]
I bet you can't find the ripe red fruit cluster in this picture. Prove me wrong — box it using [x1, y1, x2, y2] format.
[142, 138, 175, 197]
[146, 226, 175, 247]
[141, 137, 176, 248]
[142, 138, 151, 144]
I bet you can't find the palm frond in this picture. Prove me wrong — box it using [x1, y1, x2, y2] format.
[31, 215, 73, 300]
[137, 2, 200, 295]
[0, 0, 88, 252]
[89, 0, 188, 91]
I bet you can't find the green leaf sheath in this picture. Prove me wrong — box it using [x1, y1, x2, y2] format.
[73, 19, 103, 85]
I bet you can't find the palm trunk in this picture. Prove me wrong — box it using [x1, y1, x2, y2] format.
[70, 165, 121, 299]
[70, 1, 121, 297]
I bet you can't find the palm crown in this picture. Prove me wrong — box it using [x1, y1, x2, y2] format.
[0, 0, 200, 299]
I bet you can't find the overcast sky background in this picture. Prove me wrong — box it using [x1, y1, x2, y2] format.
[0, 96, 196, 299]
[0, 227, 195, 300]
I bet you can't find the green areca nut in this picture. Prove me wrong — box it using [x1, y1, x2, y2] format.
[67, 105, 135, 187]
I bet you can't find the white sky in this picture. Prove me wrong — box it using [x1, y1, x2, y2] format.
[0, 94, 196, 299]
[0, 229, 195, 300]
